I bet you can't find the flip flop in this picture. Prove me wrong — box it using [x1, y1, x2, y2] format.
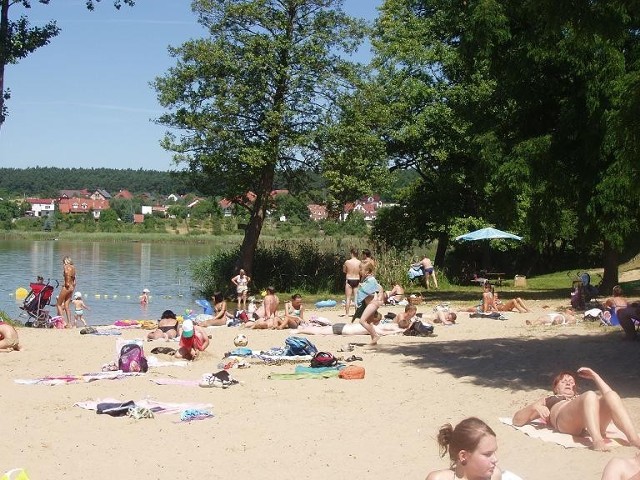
[345, 355, 363, 362]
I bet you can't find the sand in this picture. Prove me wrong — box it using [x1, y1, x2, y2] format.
[2, 296, 639, 480]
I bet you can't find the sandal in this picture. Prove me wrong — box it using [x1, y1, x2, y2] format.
[345, 355, 363, 362]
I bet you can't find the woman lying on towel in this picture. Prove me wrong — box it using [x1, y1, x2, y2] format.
[295, 313, 407, 336]
[525, 308, 577, 326]
[512, 367, 640, 451]
[426, 417, 502, 480]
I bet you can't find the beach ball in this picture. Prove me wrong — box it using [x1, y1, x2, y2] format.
[234, 334, 248, 347]
[15, 287, 28, 301]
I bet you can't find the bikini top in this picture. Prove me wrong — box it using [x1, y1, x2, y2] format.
[545, 394, 572, 410]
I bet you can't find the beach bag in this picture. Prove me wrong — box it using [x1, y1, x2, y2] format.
[284, 336, 318, 356]
[339, 365, 365, 380]
[403, 320, 434, 337]
[118, 343, 148, 373]
[310, 351, 338, 368]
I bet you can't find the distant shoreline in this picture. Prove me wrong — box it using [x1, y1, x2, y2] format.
[0, 231, 246, 245]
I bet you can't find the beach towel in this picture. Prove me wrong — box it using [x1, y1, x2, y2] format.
[147, 356, 189, 368]
[15, 371, 143, 386]
[75, 398, 213, 415]
[499, 417, 629, 448]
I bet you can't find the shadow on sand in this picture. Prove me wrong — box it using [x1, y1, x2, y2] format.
[373, 329, 640, 397]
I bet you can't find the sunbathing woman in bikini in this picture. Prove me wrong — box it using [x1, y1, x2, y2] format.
[526, 308, 577, 326]
[512, 367, 640, 451]
[147, 310, 180, 341]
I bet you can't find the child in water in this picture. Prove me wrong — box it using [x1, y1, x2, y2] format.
[71, 292, 89, 328]
[140, 288, 150, 306]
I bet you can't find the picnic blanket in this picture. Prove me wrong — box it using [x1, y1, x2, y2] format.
[500, 417, 629, 448]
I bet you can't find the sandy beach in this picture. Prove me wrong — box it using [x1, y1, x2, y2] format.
[2, 296, 639, 480]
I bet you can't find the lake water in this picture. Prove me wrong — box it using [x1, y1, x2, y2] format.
[0, 239, 215, 326]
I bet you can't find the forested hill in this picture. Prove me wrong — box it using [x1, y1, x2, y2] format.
[0, 167, 190, 196]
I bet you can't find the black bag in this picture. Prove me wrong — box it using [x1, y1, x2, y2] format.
[310, 351, 338, 368]
[403, 320, 434, 337]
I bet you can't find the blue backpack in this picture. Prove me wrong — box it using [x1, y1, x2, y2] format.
[284, 336, 318, 356]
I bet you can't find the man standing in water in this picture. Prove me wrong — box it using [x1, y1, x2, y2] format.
[56, 256, 76, 328]
[342, 248, 361, 317]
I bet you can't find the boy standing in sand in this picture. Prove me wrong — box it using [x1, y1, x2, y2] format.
[342, 248, 361, 317]
[71, 292, 89, 328]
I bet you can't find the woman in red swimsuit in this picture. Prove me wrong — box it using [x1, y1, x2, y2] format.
[512, 367, 640, 451]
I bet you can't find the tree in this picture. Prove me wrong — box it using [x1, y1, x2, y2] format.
[154, 0, 366, 274]
[0, 0, 134, 130]
[366, 0, 640, 282]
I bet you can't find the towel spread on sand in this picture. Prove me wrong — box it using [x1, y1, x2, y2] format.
[500, 417, 629, 448]
[75, 398, 213, 415]
[147, 356, 189, 368]
[15, 371, 143, 386]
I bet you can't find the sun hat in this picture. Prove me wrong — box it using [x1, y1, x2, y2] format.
[142, 288, 150, 293]
[181, 319, 194, 338]
[73, 292, 82, 299]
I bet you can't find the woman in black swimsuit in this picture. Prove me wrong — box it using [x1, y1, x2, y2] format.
[147, 310, 180, 341]
[512, 367, 640, 451]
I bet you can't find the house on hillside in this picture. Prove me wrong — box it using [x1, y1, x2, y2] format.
[90, 189, 111, 201]
[218, 199, 234, 217]
[25, 198, 55, 217]
[307, 204, 328, 221]
[58, 197, 110, 219]
[166, 193, 180, 202]
[59, 189, 90, 199]
[114, 189, 133, 200]
[218, 190, 289, 216]
[350, 195, 384, 221]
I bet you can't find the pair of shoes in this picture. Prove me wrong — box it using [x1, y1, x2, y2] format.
[345, 355, 363, 362]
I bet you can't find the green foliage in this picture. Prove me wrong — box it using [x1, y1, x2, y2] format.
[191, 240, 347, 297]
[154, 0, 367, 273]
[0, 167, 188, 196]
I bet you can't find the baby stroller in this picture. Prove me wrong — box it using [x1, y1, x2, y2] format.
[19, 279, 59, 328]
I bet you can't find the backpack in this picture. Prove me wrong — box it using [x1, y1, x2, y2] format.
[284, 336, 318, 356]
[403, 320, 434, 337]
[118, 343, 148, 373]
[310, 351, 338, 368]
[339, 365, 365, 380]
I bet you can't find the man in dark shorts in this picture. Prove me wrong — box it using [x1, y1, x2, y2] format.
[342, 248, 361, 317]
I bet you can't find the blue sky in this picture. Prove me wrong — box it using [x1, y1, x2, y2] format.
[0, 0, 381, 172]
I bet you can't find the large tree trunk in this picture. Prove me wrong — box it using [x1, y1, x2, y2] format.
[600, 240, 619, 293]
[434, 232, 448, 267]
[0, 0, 9, 130]
[236, 167, 276, 275]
